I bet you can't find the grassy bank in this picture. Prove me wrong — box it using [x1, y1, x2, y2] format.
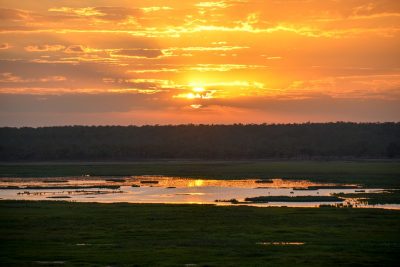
[0, 201, 399, 266]
[0, 161, 399, 187]
[244, 196, 343, 203]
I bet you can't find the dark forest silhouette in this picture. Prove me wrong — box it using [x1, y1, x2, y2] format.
[1, 122, 399, 161]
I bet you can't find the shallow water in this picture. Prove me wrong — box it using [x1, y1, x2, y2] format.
[0, 176, 399, 210]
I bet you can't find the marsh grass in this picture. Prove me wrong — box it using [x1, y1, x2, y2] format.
[0, 201, 399, 266]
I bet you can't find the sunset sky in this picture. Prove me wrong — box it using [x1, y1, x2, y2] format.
[0, 0, 399, 126]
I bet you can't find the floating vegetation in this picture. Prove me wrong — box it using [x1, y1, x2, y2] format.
[293, 185, 359, 190]
[292, 187, 318, 191]
[105, 178, 126, 182]
[166, 186, 176, 189]
[47, 196, 71, 199]
[0, 186, 20, 189]
[24, 185, 120, 190]
[245, 196, 343, 203]
[17, 189, 123, 196]
[140, 180, 159, 184]
[255, 179, 273, 184]
[131, 184, 140, 187]
[43, 180, 68, 183]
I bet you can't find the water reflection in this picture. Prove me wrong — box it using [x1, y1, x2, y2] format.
[188, 179, 204, 187]
[0, 176, 399, 210]
[0, 176, 338, 189]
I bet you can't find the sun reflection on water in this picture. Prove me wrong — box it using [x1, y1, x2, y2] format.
[188, 179, 204, 187]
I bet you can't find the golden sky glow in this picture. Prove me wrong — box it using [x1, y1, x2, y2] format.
[0, 0, 399, 125]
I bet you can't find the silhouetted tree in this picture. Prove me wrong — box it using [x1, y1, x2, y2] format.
[0, 123, 399, 161]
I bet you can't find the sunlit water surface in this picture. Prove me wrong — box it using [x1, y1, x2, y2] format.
[0, 176, 398, 210]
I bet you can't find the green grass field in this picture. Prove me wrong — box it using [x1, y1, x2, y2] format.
[0, 161, 399, 187]
[0, 201, 399, 266]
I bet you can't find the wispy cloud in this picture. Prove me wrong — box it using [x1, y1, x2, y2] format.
[25, 44, 65, 52]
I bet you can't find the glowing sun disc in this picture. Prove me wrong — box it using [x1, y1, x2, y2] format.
[193, 87, 205, 92]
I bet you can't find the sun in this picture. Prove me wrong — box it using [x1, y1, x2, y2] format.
[185, 87, 205, 99]
[192, 87, 205, 93]
[173, 85, 214, 100]
[186, 92, 196, 99]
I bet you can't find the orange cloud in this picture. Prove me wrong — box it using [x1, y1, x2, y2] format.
[63, 45, 87, 53]
[112, 49, 164, 58]
[0, 72, 66, 84]
[25, 44, 65, 52]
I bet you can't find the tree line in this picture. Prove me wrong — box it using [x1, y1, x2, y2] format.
[0, 123, 399, 161]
